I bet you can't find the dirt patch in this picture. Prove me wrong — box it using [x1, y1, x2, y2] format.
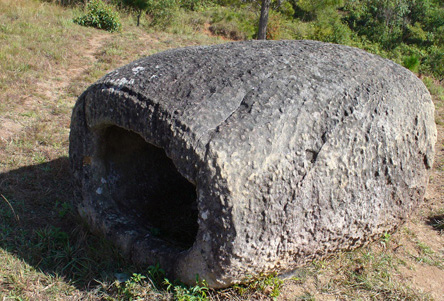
[67, 33, 111, 78]
[400, 265, 444, 300]
[0, 117, 23, 145]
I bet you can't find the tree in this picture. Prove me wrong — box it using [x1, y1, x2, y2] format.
[257, 0, 271, 39]
[122, 0, 150, 26]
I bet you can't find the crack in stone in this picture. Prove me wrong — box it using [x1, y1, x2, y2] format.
[201, 87, 257, 161]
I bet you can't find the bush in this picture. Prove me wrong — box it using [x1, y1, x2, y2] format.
[142, 0, 177, 27]
[179, 0, 208, 11]
[403, 54, 420, 73]
[74, 0, 121, 32]
[207, 6, 257, 39]
[423, 46, 444, 80]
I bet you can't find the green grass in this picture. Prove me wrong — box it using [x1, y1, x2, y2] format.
[309, 248, 432, 300]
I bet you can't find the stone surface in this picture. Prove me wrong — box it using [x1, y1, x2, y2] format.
[69, 40, 437, 288]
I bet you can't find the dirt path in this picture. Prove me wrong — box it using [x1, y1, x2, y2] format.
[0, 33, 110, 146]
[38, 33, 111, 102]
[68, 33, 111, 79]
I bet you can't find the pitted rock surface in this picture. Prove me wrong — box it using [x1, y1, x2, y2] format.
[69, 40, 437, 288]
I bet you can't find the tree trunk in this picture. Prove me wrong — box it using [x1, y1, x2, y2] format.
[257, 0, 271, 40]
[137, 11, 141, 27]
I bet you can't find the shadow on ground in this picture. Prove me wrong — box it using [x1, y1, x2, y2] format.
[426, 213, 444, 234]
[0, 157, 132, 290]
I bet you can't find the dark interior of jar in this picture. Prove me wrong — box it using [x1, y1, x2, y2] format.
[95, 125, 198, 250]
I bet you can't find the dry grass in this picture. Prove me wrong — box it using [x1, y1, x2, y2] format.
[0, 0, 443, 300]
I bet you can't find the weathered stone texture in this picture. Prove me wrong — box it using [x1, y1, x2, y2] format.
[69, 40, 437, 288]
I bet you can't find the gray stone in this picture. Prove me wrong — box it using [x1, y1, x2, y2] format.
[69, 40, 437, 288]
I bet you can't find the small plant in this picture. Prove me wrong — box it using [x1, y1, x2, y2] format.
[164, 275, 209, 300]
[74, 0, 121, 32]
[381, 232, 391, 247]
[54, 200, 72, 218]
[147, 263, 166, 289]
[236, 273, 283, 299]
[115, 272, 150, 299]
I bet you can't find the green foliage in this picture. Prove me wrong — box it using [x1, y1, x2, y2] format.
[290, 0, 344, 21]
[73, 0, 121, 32]
[121, 0, 150, 12]
[144, 0, 177, 27]
[343, 0, 442, 49]
[423, 45, 444, 80]
[380, 231, 392, 249]
[165, 277, 209, 300]
[403, 54, 420, 73]
[147, 263, 166, 289]
[313, 8, 352, 43]
[112, 265, 210, 300]
[116, 273, 148, 299]
[179, 0, 209, 11]
[207, 5, 257, 39]
[121, 0, 181, 26]
[276, 1, 295, 19]
[214, 0, 256, 7]
[234, 273, 283, 298]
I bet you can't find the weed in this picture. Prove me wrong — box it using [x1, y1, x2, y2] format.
[113, 272, 153, 300]
[164, 276, 209, 300]
[56, 201, 73, 218]
[381, 232, 391, 248]
[233, 273, 283, 299]
[147, 263, 166, 289]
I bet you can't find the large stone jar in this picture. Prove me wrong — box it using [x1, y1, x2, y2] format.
[69, 40, 437, 288]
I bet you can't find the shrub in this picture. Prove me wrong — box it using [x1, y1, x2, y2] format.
[179, 0, 208, 11]
[423, 46, 444, 80]
[209, 22, 246, 40]
[73, 0, 121, 32]
[144, 0, 177, 28]
[208, 6, 257, 40]
[403, 54, 420, 73]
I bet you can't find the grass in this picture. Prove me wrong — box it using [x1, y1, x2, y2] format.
[292, 238, 433, 300]
[0, 0, 443, 300]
